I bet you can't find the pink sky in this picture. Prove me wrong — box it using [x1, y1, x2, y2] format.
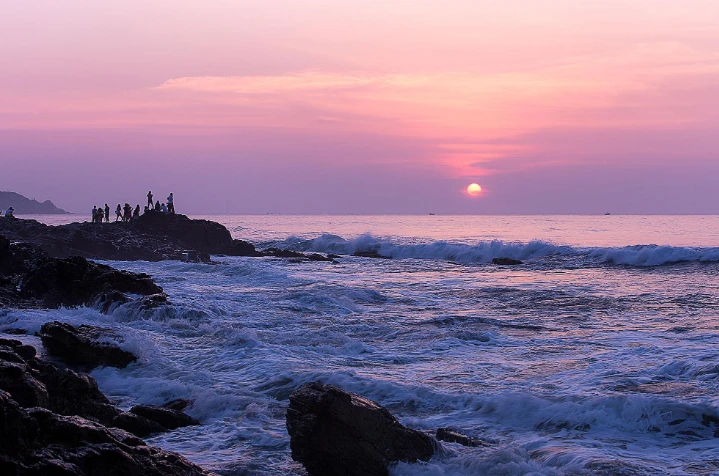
[2, 1, 718, 214]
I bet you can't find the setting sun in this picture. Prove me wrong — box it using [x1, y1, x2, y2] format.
[467, 183, 482, 196]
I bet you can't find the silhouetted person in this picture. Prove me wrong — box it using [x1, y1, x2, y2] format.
[5, 207, 14, 217]
[167, 193, 175, 214]
[155, 200, 161, 211]
[115, 204, 122, 221]
[96, 207, 104, 223]
[144, 205, 149, 214]
[161, 203, 168, 213]
[104, 204, 110, 223]
[123, 203, 132, 222]
[92, 206, 98, 223]
[133, 204, 140, 219]
[147, 191, 153, 209]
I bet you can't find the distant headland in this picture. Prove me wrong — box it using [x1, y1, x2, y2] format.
[0, 191, 69, 214]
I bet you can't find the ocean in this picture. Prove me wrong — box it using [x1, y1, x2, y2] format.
[3, 215, 719, 475]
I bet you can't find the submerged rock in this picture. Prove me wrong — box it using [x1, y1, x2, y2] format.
[286, 381, 434, 476]
[353, 251, 391, 259]
[492, 257, 523, 265]
[40, 321, 137, 370]
[435, 427, 486, 447]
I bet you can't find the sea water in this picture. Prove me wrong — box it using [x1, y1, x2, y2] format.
[3, 215, 719, 475]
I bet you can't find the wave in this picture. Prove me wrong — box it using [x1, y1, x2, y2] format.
[263, 234, 719, 267]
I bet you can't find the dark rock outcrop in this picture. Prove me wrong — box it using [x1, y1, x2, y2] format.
[286, 381, 434, 476]
[353, 251, 391, 259]
[0, 390, 210, 476]
[491, 257, 523, 265]
[0, 339, 199, 442]
[260, 248, 336, 262]
[435, 427, 486, 447]
[0, 212, 255, 262]
[130, 404, 200, 430]
[0, 235, 163, 311]
[40, 321, 137, 370]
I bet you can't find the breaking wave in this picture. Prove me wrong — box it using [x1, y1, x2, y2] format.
[265, 234, 719, 267]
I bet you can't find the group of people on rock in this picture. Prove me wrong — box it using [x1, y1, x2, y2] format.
[147, 191, 175, 214]
[91, 191, 176, 224]
[0, 207, 14, 217]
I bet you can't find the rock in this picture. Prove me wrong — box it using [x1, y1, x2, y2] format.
[0, 360, 50, 408]
[228, 239, 259, 257]
[163, 398, 191, 412]
[307, 253, 334, 262]
[286, 381, 434, 476]
[21, 256, 162, 308]
[0, 390, 210, 476]
[130, 404, 200, 430]
[263, 248, 306, 258]
[0, 214, 239, 262]
[491, 257, 523, 265]
[0, 234, 165, 311]
[111, 411, 167, 437]
[353, 251, 391, 259]
[40, 321, 137, 370]
[435, 427, 485, 447]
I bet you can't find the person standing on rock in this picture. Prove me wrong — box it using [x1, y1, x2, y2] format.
[147, 191, 153, 209]
[96, 207, 104, 223]
[92, 206, 98, 223]
[104, 204, 110, 223]
[115, 204, 122, 221]
[133, 204, 140, 220]
[167, 193, 175, 214]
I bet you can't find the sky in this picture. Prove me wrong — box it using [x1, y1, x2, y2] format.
[1, 0, 718, 214]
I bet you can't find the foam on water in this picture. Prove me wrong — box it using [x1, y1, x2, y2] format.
[3, 215, 719, 474]
[270, 233, 719, 267]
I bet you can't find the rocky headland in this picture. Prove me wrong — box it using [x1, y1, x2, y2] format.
[0, 191, 69, 215]
[0, 211, 257, 262]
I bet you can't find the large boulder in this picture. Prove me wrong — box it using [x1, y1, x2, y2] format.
[286, 381, 434, 476]
[0, 391, 210, 476]
[40, 321, 137, 370]
[21, 256, 162, 308]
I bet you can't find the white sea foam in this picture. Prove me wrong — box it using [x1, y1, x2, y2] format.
[4, 216, 719, 474]
[269, 233, 719, 267]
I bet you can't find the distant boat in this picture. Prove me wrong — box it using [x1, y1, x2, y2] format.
[429, 213, 436, 215]
[604, 212, 611, 215]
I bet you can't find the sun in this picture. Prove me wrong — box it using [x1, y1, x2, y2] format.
[467, 183, 482, 196]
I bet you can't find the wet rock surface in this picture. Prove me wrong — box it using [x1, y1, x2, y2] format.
[435, 427, 486, 447]
[492, 257, 523, 265]
[0, 235, 163, 310]
[40, 321, 137, 370]
[0, 338, 209, 475]
[0, 391, 210, 476]
[286, 381, 434, 476]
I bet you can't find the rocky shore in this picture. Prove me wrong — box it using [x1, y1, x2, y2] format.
[0, 214, 493, 475]
[0, 323, 209, 475]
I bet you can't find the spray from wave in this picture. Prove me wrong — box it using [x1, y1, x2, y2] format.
[262, 234, 719, 267]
